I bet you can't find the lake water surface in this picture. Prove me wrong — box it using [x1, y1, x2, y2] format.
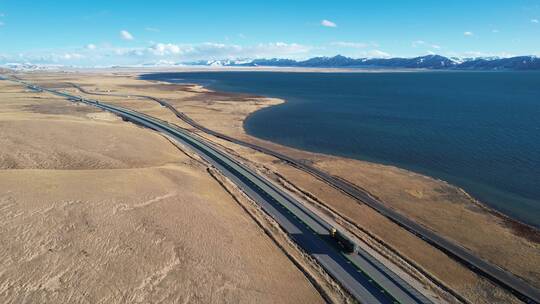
[141, 71, 540, 227]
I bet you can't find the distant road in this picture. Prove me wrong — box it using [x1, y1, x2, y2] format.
[68, 81, 540, 304]
[4, 77, 436, 304]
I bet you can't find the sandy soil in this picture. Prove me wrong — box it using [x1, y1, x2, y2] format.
[0, 79, 328, 303]
[12, 70, 540, 303]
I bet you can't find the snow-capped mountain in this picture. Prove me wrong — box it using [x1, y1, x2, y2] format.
[1, 63, 64, 71]
[188, 55, 540, 70]
[185, 59, 253, 66]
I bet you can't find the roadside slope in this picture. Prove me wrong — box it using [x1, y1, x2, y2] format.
[0, 80, 327, 304]
[40, 71, 539, 303]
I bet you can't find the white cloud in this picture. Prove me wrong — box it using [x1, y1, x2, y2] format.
[0, 41, 391, 66]
[366, 50, 391, 58]
[12, 52, 86, 63]
[145, 27, 160, 32]
[464, 31, 474, 36]
[492, 29, 499, 33]
[252, 42, 311, 56]
[120, 30, 134, 40]
[532, 19, 539, 24]
[150, 43, 182, 55]
[63, 53, 84, 60]
[175, 42, 310, 59]
[411, 40, 426, 48]
[89, 41, 312, 63]
[331, 41, 370, 48]
[321, 19, 337, 28]
[412, 40, 441, 50]
[0, 21, 4, 27]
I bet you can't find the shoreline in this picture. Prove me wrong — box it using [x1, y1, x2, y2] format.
[252, 99, 540, 234]
[15, 70, 538, 301]
[45, 65, 428, 74]
[244, 93, 540, 238]
[152, 74, 539, 235]
[138, 74, 539, 297]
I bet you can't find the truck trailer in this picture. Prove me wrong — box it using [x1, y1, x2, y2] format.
[330, 228, 357, 253]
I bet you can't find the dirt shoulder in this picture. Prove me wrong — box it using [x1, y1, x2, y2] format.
[0, 78, 329, 303]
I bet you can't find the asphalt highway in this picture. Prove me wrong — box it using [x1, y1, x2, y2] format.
[3, 77, 437, 304]
[67, 82, 540, 304]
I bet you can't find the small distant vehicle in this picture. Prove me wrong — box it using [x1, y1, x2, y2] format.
[330, 227, 357, 253]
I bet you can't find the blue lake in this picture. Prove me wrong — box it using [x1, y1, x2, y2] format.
[141, 71, 540, 227]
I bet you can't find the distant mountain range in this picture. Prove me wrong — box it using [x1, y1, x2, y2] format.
[187, 55, 540, 70]
[3, 54, 539, 71]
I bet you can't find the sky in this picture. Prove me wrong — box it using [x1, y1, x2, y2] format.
[0, 0, 539, 66]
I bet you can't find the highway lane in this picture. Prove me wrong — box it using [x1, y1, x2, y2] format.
[4, 77, 435, 304]
[86, 95, 431, 304]
[103, 106, 392, 304]
[96, 103, 435, 304]
[68, 81, 540, 304]
[78, 99, 425, 304]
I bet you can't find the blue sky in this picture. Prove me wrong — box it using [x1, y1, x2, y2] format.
[1, 0, 539, 66]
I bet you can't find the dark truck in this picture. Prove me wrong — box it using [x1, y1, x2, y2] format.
[330, 228, 357, 253]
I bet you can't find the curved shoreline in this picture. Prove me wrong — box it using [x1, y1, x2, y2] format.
[149, 74, 539, 235]
[244, 94, 539, 236]
[137, 75, 539, 296]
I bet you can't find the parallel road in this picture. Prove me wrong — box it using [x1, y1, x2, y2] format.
[69, 81, 540, 304]
[5, 77, 435, 304]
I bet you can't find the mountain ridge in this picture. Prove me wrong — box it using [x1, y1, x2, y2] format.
[186, 54, 540, 70]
